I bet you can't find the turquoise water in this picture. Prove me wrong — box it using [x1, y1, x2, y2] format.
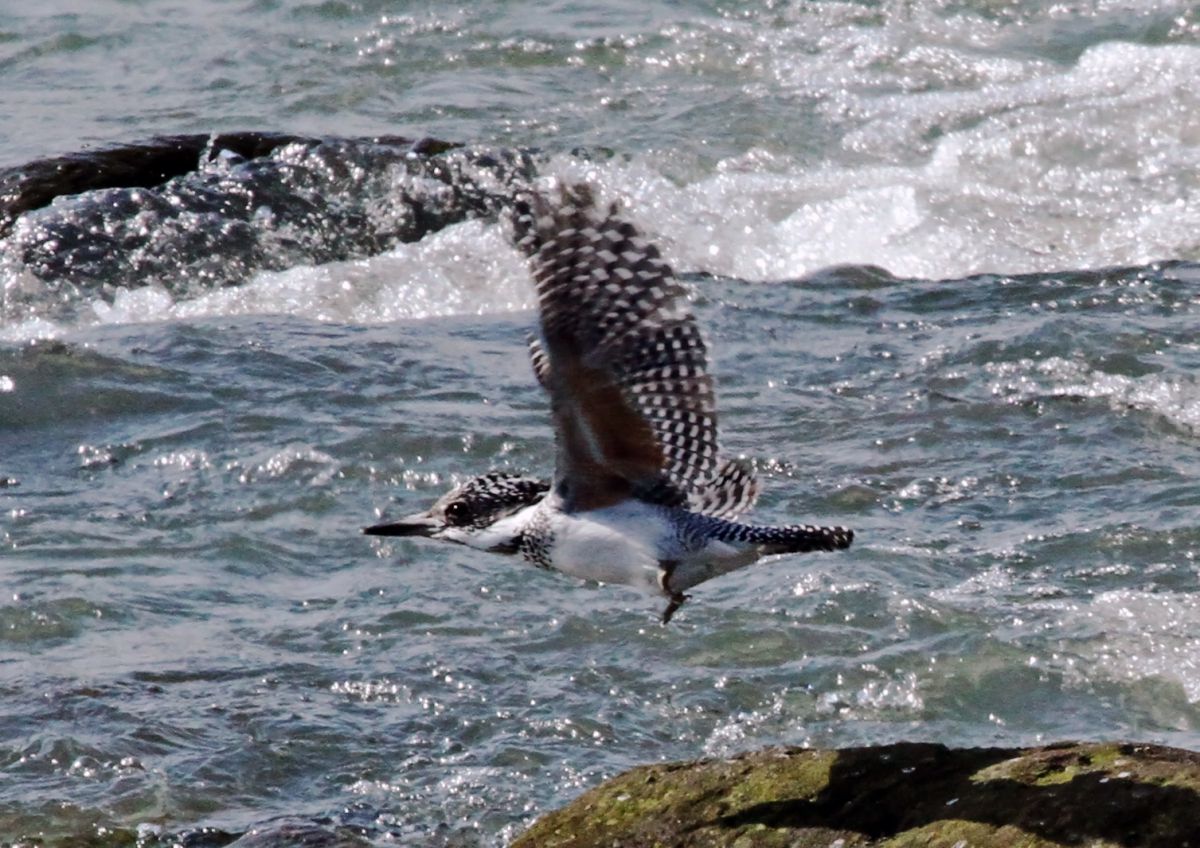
[3, 1, 1200, 845]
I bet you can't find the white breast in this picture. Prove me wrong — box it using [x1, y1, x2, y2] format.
[545, 502, 674, 593]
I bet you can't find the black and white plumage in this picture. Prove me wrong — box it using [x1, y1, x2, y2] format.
[366, 183, 853, 622]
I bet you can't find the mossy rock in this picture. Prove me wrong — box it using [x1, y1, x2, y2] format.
[514, 741, 1200, 847]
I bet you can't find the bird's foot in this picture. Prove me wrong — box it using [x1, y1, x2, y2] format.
[660, 592, 690, 625]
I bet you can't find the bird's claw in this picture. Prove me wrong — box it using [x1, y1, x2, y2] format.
[661, 592, 690, 625]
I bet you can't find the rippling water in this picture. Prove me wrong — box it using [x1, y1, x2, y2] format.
[3, 1, 1200, 845]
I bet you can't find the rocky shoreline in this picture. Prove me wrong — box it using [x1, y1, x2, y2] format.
[513, 741, 1200, 847]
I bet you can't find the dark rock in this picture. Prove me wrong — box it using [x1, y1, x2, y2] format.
[0, 132, 322, 235]
[0, 133, 536, 320]
[226, 820, 371, 847]
[513, 741, 1200, 847]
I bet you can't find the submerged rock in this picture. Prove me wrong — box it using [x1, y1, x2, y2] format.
[0, 132, 536, 322]
[513, 741, 1200, 847]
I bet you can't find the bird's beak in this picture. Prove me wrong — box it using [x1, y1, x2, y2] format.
[363, 512, 441, 537]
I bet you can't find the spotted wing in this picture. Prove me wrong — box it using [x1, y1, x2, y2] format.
[687, 456, 759, 520]
[526, 334, 551, 390]
[528, 332, 756, 518]
[512, 184, 722, 511]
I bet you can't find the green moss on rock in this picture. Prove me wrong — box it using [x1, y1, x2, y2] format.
[514, 742, 1200, 848]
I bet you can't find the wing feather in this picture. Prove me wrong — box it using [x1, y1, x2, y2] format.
[512, 184, 749, 511]
[687, 456, 760, 520]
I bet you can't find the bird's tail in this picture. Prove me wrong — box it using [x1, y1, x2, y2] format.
[712, 520, 854, 555]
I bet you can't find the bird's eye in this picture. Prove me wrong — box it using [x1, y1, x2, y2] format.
[444, 501, 472, 526]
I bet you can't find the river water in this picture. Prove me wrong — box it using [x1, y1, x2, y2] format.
[2, 1, 1200, 845]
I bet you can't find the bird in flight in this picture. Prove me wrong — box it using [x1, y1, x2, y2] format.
[366, 183, 853, 622]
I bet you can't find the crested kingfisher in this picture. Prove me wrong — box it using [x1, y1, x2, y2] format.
[365, 183, 853, 623]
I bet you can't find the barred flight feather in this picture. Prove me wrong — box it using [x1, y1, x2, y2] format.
[513, 184, 727, 502]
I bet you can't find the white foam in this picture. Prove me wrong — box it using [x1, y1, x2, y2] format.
[987, 356, 1200, 435]
[4, 14, 1200, 338]
[542, 37, 1200, 280]
[1, 218, 535, 341]
[80, 217, 534, 329]
[1067, 590, 1200, 702]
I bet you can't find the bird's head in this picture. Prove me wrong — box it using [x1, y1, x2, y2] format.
[364, 471, 549, 553]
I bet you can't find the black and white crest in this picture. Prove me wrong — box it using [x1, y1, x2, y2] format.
[433, 471, 550, 529]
